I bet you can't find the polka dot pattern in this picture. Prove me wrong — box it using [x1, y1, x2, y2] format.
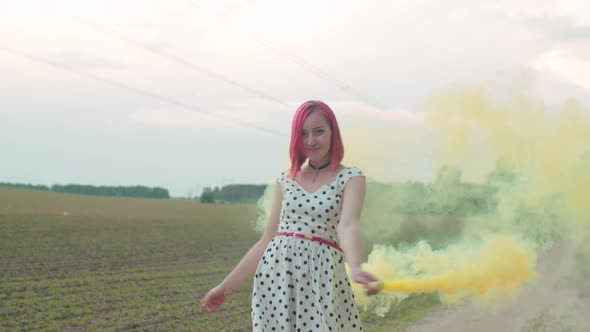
[251, 167, 365, 331]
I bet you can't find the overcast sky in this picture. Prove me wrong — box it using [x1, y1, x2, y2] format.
[1, 0, 589, 197]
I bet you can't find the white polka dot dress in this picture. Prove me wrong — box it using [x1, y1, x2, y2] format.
[252, 166, 365, 331]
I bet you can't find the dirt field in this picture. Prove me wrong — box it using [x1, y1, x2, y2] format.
[0, 188, 438, 331]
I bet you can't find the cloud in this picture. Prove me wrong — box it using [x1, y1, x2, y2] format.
[481, 0, 590, 40]
[130, 109, 209, 127]
[44, 50, 124, 69]
[332, 100, 427, 125]
[482, 0, 590, 21]
[129, 98, 292, 132]
[524, 15, 590, 41]
[533, 45, 590, 92]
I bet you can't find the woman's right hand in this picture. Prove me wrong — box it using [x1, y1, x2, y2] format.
[199, 284, 228, 313]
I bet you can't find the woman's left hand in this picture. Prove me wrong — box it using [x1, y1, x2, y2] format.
[350, 268, 380, 296]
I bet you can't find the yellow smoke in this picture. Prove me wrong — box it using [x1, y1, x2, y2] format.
[350, 236, 539, 316]
[354, 236, 536, 303]
[424, 85, 590, 236]
[345, 77, 590, 314]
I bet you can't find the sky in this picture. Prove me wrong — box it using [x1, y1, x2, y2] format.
[1, 0, 589, 197]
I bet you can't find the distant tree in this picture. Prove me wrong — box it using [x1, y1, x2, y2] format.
[220, 184, 267, 203]
[486, 160, 520, 187]
[51, 184, 170, 199]
[200, 191, 215, 204]
[212, 186, 221, 200]
[0, 182, 50, 191]
[435, 165, 462, 186]
[150, 187, 170, 199]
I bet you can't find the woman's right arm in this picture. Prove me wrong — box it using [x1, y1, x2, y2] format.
[199, 180, 283, 312]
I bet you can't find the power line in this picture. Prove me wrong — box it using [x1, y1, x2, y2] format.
[1, 7, 442, 174]
[70, 12, 436, 163]
[251, 36, 444, 161]
[77, 18, 292, 110]
[0, 44, 437, 174]
[199, 1, 385, 109]
[254, 37, 388, 110]
[98, 3, 446, 165]
[0, 45, 286, 137]
[198, 2, 440, 162]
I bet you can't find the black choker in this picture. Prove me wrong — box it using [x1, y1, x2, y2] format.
[309, 160, 331, 183]
[309, 160, 331, 170]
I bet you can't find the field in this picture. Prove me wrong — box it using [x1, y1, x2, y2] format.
[0, 188, 439, 331]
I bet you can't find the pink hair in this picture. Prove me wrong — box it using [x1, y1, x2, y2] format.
[288, 100, 344, 179]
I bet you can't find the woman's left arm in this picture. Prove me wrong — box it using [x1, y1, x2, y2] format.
[337, 176, 379, 294]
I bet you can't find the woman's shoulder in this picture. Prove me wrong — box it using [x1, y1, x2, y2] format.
[336, 165, 365, 187]
[277, 168, 294, 183]
[277, 169, 288, 180]
[338, 165, 364, 176]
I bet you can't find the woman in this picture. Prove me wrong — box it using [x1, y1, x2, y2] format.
[200, 100, 379, 331]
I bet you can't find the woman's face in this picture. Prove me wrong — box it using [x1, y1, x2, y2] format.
[302, 111, 332, 164]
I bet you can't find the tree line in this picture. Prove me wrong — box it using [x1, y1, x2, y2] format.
[200, 162, 524, 217]
[200, 184, 267, 204]
[0, 182, 170, 199]
[0, 161, 533, 207]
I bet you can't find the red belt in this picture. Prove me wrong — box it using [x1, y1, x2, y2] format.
[276, 232, 342, 252]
